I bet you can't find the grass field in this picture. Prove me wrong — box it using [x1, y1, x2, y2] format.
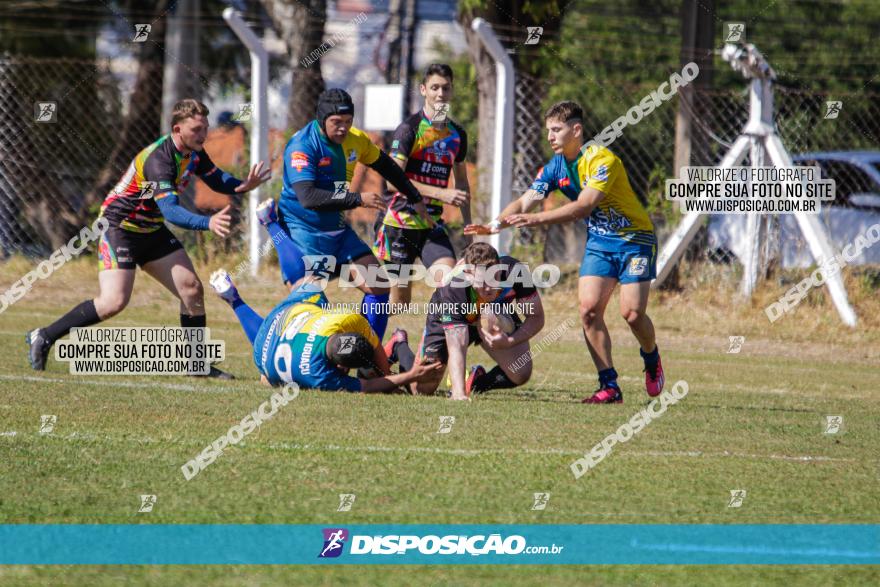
[1, 256, 879, 585]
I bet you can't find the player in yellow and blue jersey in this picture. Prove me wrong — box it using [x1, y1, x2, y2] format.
[466, 101, 665, 404]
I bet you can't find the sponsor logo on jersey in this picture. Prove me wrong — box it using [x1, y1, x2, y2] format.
[291, 151, 309, 171]
[318, 156, 331, 167]
[347, 149, 357, 162]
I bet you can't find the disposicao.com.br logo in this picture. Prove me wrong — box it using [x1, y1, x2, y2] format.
[318, 528, 563, 558]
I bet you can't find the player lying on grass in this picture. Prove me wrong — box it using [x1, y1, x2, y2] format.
[384, 242, 545, 401]
[465, 100, 663, 404]
[27, 99, 270, 378]
[372, 63, 471, 306]
[277, 88, 433, 341]
[209, 211, 440, 392]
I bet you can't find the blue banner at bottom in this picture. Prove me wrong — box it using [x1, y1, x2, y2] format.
[0, 525, 877, 565]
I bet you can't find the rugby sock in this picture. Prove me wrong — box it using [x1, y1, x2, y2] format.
[231, 300, 263, 345]
[180, 313, 206, 329]
[396, 340, 416, 372]
[598, 367, 620, 390]
[361, 292, 390, 340]
[43, 300, 101, 343]
[471, 365, 517, 393]
[640, 345, 659, 371]
[266, 221, 305, 285]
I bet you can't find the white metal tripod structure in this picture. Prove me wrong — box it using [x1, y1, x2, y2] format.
[653, 43, 857, 326]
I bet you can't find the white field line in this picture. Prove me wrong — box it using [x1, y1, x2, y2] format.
[0, 373, 210, 393]
[10, 430, 858, 464]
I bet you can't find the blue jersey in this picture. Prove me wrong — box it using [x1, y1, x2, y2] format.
[253, 289, 379, 391]
[280, 120, 381, 232]
[531, 145, 655, 252]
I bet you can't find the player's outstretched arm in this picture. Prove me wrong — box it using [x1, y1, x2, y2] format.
[358, 358, 443, 393]
[372, 343, 392, 376]
[453, 161, 472, 225]
[505, 186, 605, 228]
[463, 190, 541, 235]
[388, 146, 469, 208]
[294, 180, 367, 211]
[197, 151, 270, 195]
[155, 191, 211, 231]
[367, 151, 434, 226]
[233, 161, 272, 193]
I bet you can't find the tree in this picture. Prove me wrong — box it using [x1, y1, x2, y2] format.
[456, 1, 566, 220]
[259, 0, 327, 130]
[88, 0, 171, 206]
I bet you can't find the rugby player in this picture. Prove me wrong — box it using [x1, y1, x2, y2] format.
[26, 99, 270, 377]
[209, 217, 439, 391]
[465, 101, 664, 403]
[277, 88, 432, 342]
[372, 63, 471, 305]
[385, 242, 545, 401]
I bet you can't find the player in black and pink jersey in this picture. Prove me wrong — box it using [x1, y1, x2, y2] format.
[371, 64, 472, 306]
[385, 243, 546, 401]
[26, 99, 270, 377]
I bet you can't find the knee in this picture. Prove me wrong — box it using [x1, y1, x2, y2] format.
[413, 379, 439, 396]
[180, 278, 204, 306]
[96, 292, 130, 318]
[579, 301, 602, 327]
[621, 307, 644, 326]
[507, 363, 531, 386]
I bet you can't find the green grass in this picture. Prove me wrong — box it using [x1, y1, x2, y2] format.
[1, 257, 879, 585]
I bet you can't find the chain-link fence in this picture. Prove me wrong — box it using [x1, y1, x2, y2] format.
[508, 55, 880, 273]
[0, 56, 125, 256]
[0, 54, 253, 258]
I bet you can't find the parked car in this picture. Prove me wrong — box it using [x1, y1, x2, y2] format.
[707, 151, 880, 268]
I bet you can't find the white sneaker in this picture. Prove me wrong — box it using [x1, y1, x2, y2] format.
[209, 269, 238, 303]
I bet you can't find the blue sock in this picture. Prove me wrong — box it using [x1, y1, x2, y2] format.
[231, 298, 263, 345]
[266, 221, 305, 285]
[598, 367, 619, 389]
[640, 345, 659, 370]
[361, 292, 390, 340]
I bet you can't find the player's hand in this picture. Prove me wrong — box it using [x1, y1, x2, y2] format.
[360, 192, 387, 213]
[463, 223, 499, 236]
[410, 357, 443, 379]
[435, 188, 469, 207]
[209, 205, 233, 238]
[481, 325, 515, 349]
[504, 213, 542, 228]
[413, 200, 436, 228]
[234, 161, 272, 192]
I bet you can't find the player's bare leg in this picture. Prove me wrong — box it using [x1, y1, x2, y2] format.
[27, 268, 135, 370]
[619, 281, 655, 352]
[389, 256, 453, 306]
[347, 253, 390, 297]
[93, 269, 137, 319]
[468, 312, 532, 395]
[578, 275, 617, 370]
[143, 249, 232, 379]
[142, 248, 205, 317]
[411, 364, 446, 396]
[579, 275, 624, 403]
[620, 280, 664, 397]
